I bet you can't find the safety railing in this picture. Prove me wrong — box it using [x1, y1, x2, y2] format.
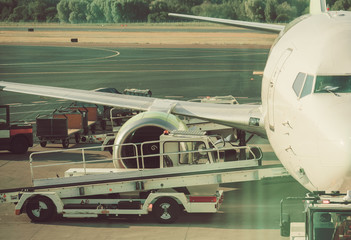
[29, 139, 262, 183]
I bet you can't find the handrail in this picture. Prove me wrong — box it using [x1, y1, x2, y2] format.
[29, 139, 261, 183]
[29, 142, 138, 182]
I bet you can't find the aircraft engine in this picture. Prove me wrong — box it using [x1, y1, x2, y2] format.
[112, 111, 188, 169]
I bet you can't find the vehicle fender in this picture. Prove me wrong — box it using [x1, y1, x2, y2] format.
[15, 192, 63, 214]
[143, 192, 190, 212]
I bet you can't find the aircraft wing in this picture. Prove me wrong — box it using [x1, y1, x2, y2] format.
[0, 81, 266, 137]
[0, 81, 154, 111]
[168, 13, 284, 33]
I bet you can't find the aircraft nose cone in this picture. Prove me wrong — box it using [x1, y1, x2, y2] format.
[319, 132, 351, 192]
[305, 96, 351, 192]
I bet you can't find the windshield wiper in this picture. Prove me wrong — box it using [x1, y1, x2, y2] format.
[323, 86, 340, 97]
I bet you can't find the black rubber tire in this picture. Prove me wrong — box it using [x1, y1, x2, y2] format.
[10, 136, 29, 154]
[40, 141, 47, 147]
[26, 196, 56, 222]
[152, 197, 180, 224]
[62, 138, 69, 148]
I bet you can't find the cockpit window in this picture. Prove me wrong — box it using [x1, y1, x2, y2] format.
[293, 72, 306, 96]
[300, 75, 314, 98]
[314, 75, 351, 93]
[292, 73, 314, 98]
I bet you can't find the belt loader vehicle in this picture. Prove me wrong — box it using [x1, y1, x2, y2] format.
[0, 131, 288, 223]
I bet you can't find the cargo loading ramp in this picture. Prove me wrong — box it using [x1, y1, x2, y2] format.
[0, 136, 290, 223]
[1, 142, 289, 201]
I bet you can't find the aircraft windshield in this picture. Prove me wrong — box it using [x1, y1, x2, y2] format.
[314, 76, 351, 93]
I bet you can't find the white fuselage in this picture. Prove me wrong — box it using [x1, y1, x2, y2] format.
[262, 12, 351, 192]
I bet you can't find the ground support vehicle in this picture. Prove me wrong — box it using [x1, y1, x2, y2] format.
[0, 131, 289, 223]
[36, 108, 87, 148]
[280, 191, 351, 240]
[0, 105, 33, 153]
[69, 104, 98, 134]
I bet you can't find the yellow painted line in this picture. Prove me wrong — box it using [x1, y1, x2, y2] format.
[253, 71, 264, 75]
[32, 101, 47, 104]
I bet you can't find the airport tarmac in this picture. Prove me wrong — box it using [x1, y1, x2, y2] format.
[0, 33, 308, 239]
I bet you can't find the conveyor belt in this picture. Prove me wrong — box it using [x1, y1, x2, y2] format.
[0, 160, 287, 194]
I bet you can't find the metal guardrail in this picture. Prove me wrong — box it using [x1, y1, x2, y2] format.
[29, 139, 261, 183]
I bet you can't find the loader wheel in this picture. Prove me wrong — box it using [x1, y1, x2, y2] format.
[40, 141, 47, 147]
[26, 196, 56, 222]
[62, 138, 69, 148]
[10, 136, 29, 154]
[152, 197, 180, 223]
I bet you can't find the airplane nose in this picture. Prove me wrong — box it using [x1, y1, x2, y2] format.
[303, 96, 351, 192]
[318, 133, 351, 192]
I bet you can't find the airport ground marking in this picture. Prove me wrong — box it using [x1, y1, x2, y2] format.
[0, 46, 120, 66]
[0, 69, 258, 75]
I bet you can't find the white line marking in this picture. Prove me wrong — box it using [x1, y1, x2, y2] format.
[0, 47, 120, 66]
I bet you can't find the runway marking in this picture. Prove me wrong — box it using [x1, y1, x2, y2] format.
[164, 96, 184, 98]
[5, 103, 22, 106]
[0, 69, 256, 75]
[0, 47, 120, 66]
[34, 63, 264, 67]
[4, 109, 54, 115]
[5, 102, 66, 108]
[102, 51, 267, 63]
[253, 71, 264, 75]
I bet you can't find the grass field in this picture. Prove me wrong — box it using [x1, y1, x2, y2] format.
[0, 22, 276, 48]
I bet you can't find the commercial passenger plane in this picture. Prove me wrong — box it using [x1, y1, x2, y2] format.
[1, 0, 350, 193]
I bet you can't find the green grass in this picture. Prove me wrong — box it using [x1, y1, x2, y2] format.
[0, 21, 242, 29]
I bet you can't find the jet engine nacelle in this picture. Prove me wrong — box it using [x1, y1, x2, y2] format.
[113, 111, 188, 168]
